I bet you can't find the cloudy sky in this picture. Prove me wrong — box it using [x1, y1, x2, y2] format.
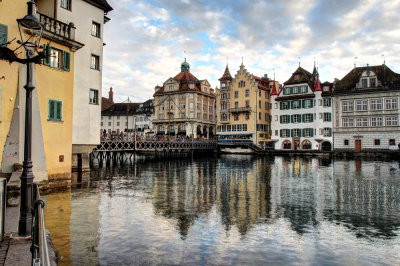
[102, 0, 400, 103]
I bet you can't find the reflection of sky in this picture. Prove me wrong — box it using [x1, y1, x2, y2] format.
[51, 156, 400, 265]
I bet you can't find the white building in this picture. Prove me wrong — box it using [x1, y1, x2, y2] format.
[101, 99, 154, 135]
[333, 64, 400, 151]
[52, 0, 112, 169]
[271, 66, 333, 151]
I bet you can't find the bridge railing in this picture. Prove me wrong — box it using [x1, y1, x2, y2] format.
[100, 135, 217, 144]
[31, 183, 51, 266]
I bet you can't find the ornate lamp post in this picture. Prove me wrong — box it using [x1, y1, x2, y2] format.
[17, 0, 44, 236]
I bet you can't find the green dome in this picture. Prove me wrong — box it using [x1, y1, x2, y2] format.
[181, 59, 190, 72]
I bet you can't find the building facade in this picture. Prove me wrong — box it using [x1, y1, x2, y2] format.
[153, 60, 216, 138]
[0, 0, 79, 184]
[270, 66, 333, 151]
[216, 64, 276, 147]
[333, 64, 400, 151]
[101, 96, 154, 136]
[36, 0, 113, 171]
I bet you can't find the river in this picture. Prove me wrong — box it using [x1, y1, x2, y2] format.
[44, 155, 400, 265]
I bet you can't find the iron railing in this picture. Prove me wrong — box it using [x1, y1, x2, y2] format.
[31, 183, 50, 266]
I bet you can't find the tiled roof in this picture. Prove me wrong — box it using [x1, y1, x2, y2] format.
[101, 97, 113, 111]
[219, 65, 232, 81]
[335, 64, 400, 92]
[284, 66, 314, 88]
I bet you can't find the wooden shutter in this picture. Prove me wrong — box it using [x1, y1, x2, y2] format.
[280, 115, 283, 124]
[280, 102, 283, 110]
[280, 129, 283, 137]
[63, 51, 70, 71]
[48, 100, 55, 120]
[0, 24, 7, 47]
[43, 45, 51, 66]
[310, 128, 314, 137]
[56, 101, 62, 120]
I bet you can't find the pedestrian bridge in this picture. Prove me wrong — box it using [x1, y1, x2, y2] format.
[93, 137, 218, 152]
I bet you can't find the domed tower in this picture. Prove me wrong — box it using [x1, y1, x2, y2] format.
[181, 58, 190, 72]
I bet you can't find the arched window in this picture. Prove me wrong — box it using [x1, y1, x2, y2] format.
[283, 140, 291, 149]
[302, 140, 312, 149]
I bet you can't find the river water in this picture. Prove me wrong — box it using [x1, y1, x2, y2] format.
[44, 155, 400, 265]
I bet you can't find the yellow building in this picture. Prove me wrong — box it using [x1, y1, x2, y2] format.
[0, 1, 81, 185]
[216, 63, 278, 148]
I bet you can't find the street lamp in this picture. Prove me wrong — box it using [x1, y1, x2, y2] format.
[17, 0, 44, 236]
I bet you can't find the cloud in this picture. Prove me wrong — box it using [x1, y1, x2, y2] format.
[102, 0, 400, 102]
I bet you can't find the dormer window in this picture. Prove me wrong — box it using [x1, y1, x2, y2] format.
[189, 81, 194, 90]
[168, 85, 174, 91]
[370, 78, 376, 88]
[323, 86, 329, 92]
[294, 74, 301, 80]
[362, 78, 368, 88]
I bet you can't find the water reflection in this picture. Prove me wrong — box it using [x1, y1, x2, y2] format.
[45, 155, 400, 265]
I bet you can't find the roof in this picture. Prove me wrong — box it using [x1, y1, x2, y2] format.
[101, 97, 113, 111]
[84, 0, 113, 12]
[154, 71, 214, 96]
[219, 65, 232, 81]
[102, 102, 141, 116]
[284, 66, 314, 88]
[252, 75, 270, 90]
[335, 64, 400, 93]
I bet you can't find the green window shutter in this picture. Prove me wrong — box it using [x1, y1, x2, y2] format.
[302, 128, 306, 137]
[329, 128, 332, 137]
[0, 24, 8, 47]
[299, 129, 302, 137]
[63, 51, 70, 71]
[56, 101, 62, 120]
[290, 87, 293, 94]
[290, 115, 293, 123]
[310, 128, 314, 137]
[310, 99, 314, 107]
[48, 100, 55, 120]
[290, 129, 293, 137]
[328, 113, 331, 121]
[301, 99, 305, 108]
[280, 116, 283, 124]
[280, 102, 283, 110]
[280, 129, 283, 137]
[43, 45, 50, 66]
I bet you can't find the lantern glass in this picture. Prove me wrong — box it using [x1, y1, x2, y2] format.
[17, 1, 43, 51]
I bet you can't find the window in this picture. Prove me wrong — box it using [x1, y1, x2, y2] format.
[265, 102, 268, 110]
[281, 102, 289, 110]
[385, 98, 398, 110]
[323, 112, 331, 122]
[235, 102, 239, 108]
[389, 139, 396, 146]
[342, 118, 354, 127]
[91, 22, 100, 37]
[304, 99, 313, 108]
[60, 0, 71, 10]
[323, 128, 332, 137]
[370, 99, 383, 110]
[238, 81, 246, 87]
[303, 113, 314, 123]
[293, 114, 301, 123]
[259, 100, 261, 108]
[386, 116, 398, 126]
[234, 114, 239, 121]
[292, 100, 300, 109]
[108, 122, 111, 126]
[234, 91, 239, 98]
[259, 90, 261, 97]
[371, 117, 383, 127]
[91, 54, 100, 70]
[356, 100, 368, 111]
[265, 91, 269, 98]
[48, 100, 62, 121]
[245, 100, 250, 107]
[189, 102, 194, 109]
[108, 116, 111, 119]
[190, 93, 194, 99]
[281, 129, 290, 138]
[0, 24, 8, 47]
[323, 86, 330, 92]
[43, 45, 71, 71]
[356, 117, 368, 127]
[89, 89, 98, 104]
[280, 115, 290, 124]
[245, 89, 250, 97]
[293, 129, 301, 137]
[50, 48, 62, 68]
[245, 113, 250, 120]
[259, 112, 261, 119]
[117, 122, 120, 126]
[117, 116, 120, 120]
[342, 101, 354, 112]
[374, 139, 380, 146]
[243, 124, 247, 131]
[344, 139, 349, 146]
[294, 74, 301, 80]
[303, 128, 313, 137]
[370, 78, 376, 88]
[189, 112, 194, 118]
[283, 87, 290, 95]
[362, 78, 368, 88]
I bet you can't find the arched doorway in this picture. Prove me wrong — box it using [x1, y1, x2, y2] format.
[282, 140, 291, 149]
[302, 140, 312, 149]
[196, 125, 202, 138]
[321, 141, 332, 151]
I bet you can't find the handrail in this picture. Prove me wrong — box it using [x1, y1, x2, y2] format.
[31, 183, 51, 266]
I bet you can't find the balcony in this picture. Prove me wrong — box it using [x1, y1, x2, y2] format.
[38, 13, 84, 51]
[229, 107, 252, 113]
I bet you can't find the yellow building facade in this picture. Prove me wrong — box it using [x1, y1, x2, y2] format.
[216, 64, 278, 148]
[0, 0, 78, 185]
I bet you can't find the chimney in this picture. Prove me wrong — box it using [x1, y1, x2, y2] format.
[109, 87, 114, 103]
[263, 74, 268, 80]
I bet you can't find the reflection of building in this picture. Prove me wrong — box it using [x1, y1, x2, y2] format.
[216, 64, 278, 147]
[101, 88, 154, 134]
[153, 60, 216, 138]
[271, 66, 333, 151]
[333, 64, 400, 151]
